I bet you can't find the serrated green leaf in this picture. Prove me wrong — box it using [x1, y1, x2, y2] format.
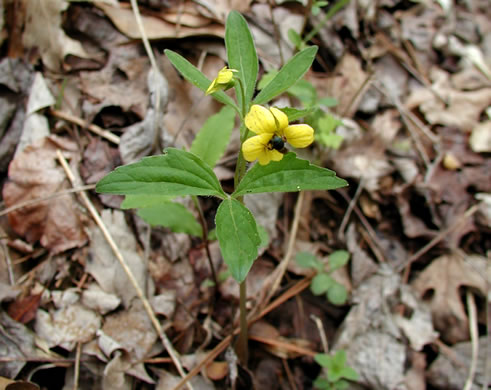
[96, 148, 226, 198]
[225, 11, 258, 112]
[215, 198, 261, 282]
[190, 106, 236, 167]
[327, 282, 347, 305]
[295, 252, 323, 272]
[253, 46, 318, 105]
[310, 273, 335, 295]
[137, 202, 202, 237]
[328, 250, 350, 270]
[232, 153, 348, 197]
[165, 49, 238, 109]
[121, 194, 174, 209]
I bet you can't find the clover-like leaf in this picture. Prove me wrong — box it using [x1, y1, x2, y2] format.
[96, 148, 226, 198]
[328, 250, 350, 271]
[232, 153, 348, 197]
[310, 273, 335, 295]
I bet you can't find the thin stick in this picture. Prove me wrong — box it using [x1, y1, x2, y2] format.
[282, 358, 299, 390]
[264, 191, 305, 307]
[338, 177, 364, 241]
[236, 280, 248, 364]
[310, 314, 328, 353]
[55, 150, 191, 388]
[463, 291, 479, 390]
[49, 109, 120, 145]
[0, 239, 15, 285]
[249, 334, 317, 357]
[72, 342, 81, 390]
[401, 203, 479, 281]
[0, 185, 95, 217]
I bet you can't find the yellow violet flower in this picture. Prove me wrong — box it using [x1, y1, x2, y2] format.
[206, 67, 237, 95]
[242, 105, 314, 165]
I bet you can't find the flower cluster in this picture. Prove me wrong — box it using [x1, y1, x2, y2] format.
[206, 67, 237, 95]
[242, 105, 314, 165]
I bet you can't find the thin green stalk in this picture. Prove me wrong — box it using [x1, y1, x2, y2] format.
[303, 0, 350, 43]
[236, 280, 248, 363]
[233, 75, 251, 364]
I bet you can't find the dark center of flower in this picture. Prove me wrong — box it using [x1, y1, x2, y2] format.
[270, 135, 285, 151]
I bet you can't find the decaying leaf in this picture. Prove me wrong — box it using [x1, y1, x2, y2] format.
[2, 136, 87, 254]
[428, 337, 489, 390]
[86, 209, 147, 308]
[22, 0, 90, 71]
[411, 251, 489, 343]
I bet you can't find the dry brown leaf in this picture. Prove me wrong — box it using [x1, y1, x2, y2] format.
[325, 54, 368, 117]
[469, 120, 491, 153]
[96, 2, 224, 39]
[22, 0, 90, 71]
[411, 251, 489, 343]
[2, 136, 87, 254]
[405, 67, 491, 131]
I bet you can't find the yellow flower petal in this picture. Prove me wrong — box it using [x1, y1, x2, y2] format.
[242, 133, 273, 162]
[284, 124, 314, 148]
[257, 149, 284, 165]
[270, 107, 289, 133]
[216, 67, 234, 83]
[245, 105, 277, 134]
[206, 79, 219, 95]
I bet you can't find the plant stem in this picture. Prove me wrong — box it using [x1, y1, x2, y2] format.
[233, 76, 250, 364]
[303, 0, 350, 43]
[236, 280, 249, 363]
[192, 196, 218, 288]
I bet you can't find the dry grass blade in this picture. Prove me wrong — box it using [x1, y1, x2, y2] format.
[463, 291, 479, 390]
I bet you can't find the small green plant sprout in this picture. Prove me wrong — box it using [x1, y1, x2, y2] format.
[96, 10, 348, 362]
[314, 350, 359, 390]
[295, 250, 350, 305]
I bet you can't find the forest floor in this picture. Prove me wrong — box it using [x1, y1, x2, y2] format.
[0, 0, 490, 389]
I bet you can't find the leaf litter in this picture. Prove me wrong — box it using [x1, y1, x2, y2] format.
[0, 1, 490, 390]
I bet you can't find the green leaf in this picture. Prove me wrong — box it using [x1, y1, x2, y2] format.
[257, 70, 278, 90]
[190, 106, 236, 168]
[313, 377, 330, 389]
[165, 49, 238, 109]
[288, 79, 317, 107]
[339, 367, 359, 381]
[137, 202, 202, 237]
[232, 153, 348, 197]
[310, 273, 335, 295]
[215, 198, 261, 282]
[257, 225, 270, 249]
[327, 282, 347, 305]
[318, 97, 338, 107]
[314, 353, 331, 368]
[225, 11, 258, 112]
[335, 379, 350, 389]
[328, 250, 350, 270]
[96, 148, 226, 199]
[121, 194, 173, 209]
[295, 252, 323, 272]
[253, 46, 318, 105]
[287, 28, 302, 49]
[279, 107, 315, 122]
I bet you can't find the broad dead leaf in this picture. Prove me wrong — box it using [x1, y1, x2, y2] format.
[22, 0, 90, 71]
[411, 251, 489, 343]
[2, 136, 87, 254]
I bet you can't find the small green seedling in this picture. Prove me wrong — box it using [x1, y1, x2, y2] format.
[314, 350, 359, 389]
[295, 250, 350, 305]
